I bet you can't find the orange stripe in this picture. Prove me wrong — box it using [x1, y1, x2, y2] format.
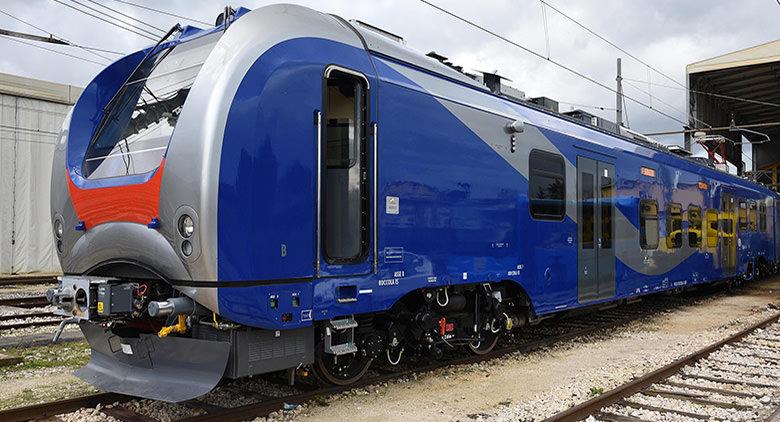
[67, 160, 164, 229]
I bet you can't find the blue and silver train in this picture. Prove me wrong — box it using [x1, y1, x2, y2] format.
[46, 4, 779, 402]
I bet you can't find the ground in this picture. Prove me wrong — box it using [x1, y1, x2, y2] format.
[0, 278, 778, 420]
[279, 278, 780, 422]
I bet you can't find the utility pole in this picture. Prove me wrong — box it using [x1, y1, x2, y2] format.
[616, 57, 623, 127]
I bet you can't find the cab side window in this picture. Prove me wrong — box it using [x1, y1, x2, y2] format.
[529, 150, 566, 220]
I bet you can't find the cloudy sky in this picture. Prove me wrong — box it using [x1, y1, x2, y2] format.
[1, 0, 779, 151]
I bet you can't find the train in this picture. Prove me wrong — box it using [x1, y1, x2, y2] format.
[47, 4, 779, 402]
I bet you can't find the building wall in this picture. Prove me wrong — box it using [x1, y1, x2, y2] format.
[0, 73, 82, 275]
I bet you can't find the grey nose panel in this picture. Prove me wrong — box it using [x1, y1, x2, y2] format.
[76, 322, 230, 403]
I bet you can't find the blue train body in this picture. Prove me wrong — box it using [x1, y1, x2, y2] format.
[48, 4, 779, 401]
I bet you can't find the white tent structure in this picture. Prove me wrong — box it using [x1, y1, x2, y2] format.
[0, 73, 82, 275]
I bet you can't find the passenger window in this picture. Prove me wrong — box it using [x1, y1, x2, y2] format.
[581, 172, 595, 249]
[666, 203, 683, 249]
[748, 200, 757, 231]
[688, 205, 702, 248]
[706, 209, 718, 249]
[529, 150, 565, 220]
[323, 69, 368, 262]
[600, 171, 613, 249]
[759, 201, 767, 232]
[738, 200, 747, 231]
[639, 199, 659, 250]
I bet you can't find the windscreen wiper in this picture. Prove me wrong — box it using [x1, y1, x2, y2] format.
[90, 24, 182, 148]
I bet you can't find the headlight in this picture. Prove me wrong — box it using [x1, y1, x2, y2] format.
[181, 240, 193, 256]
[178, 215, 194, 238]
[54, 219, 63, 239]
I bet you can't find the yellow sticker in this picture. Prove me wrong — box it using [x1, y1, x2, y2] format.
[97, 302, 104, 313]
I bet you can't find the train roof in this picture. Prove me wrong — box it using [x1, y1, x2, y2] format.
[345, 16, 776, 197]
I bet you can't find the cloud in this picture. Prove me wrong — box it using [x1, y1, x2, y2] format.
[1, 0, 777, 148]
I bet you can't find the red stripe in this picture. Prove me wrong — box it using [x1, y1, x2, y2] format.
[67, 160, 164, 229]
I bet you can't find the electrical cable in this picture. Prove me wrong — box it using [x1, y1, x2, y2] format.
[66, 0, 162, 37]
[539, 0, 687, 90]
[418, 0, 690, 127]
[540, 1, 550, 59]
[83, 0, 166, 34]
[623, 77, 780, 108]
[107, 0, 212, 27]
[623, 79, 712, 128]
[0, 8, 120, 62]
[534, 0, 769, 176]
[50, 0, 156, 41]
[558, 101, 617, 111]
[0, 34, 105, 66]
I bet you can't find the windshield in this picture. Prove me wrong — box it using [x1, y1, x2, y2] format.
[83, 32, 221, 179]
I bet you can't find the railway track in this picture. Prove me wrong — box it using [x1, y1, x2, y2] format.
[0, 275, 59, 287]
[0, 290, 727, 422]
[0, 295, 50, 309]
[0, 311, 63, 331]
[544, 312, 780, 421]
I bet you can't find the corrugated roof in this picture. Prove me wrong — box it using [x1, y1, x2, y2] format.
[0, 72, 83, 105]
[687, 39, 780, 74]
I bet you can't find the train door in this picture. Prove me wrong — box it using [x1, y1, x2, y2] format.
[720, 191, 737, 276]
[316, 65, 375, 281]
[577, 157, 616, 302]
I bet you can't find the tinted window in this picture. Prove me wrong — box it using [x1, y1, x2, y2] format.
[688, 205, 702, 248]
[581, 172, 594, 249]
[666, 203, 682, 249]
[323, 70, 368, 262]
[325, 77, 360, 169]
[529, 150, 565, 220]
[600, 173, 613, 249]
[84, 32, 221, 179]
[640, 199, 658, 249]
[738, 200, 747, 231]
[749, 200, 757, 231]
[706, 209, 718, 249]
[759, 201, 767, 232]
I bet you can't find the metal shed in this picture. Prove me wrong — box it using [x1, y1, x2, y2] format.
[0, 72, 82, 275]
[687, 39, 780, 186]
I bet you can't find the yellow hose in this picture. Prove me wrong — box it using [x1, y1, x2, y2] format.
[158, 314, 187, 338]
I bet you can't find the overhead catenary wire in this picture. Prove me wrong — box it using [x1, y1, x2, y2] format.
[66, 0, 163, 38]
[0, 8, 120, 63]
[418, 0, 690, 127]
[83, 0, 166, 34]
[540, 1, 550, 59]
[623, 79, 713, 128]
[539, 0, 687, 91]
[107, 0, 213, 27]
[623, 77, 780, 109]
[50, 0, 157, 41]
[557, 101, 617, 112]
[538, 0, 718, 128]
[0, 34, 105, 66]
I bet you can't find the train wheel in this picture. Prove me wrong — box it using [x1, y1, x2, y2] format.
[313, 343, 372, 385]
[468, 317, 501, 355]
[468, 331, 499, 355]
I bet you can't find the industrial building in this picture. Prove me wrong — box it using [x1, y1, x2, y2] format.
[0, 72, 81, 275]
[687, 39, 780, 188]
